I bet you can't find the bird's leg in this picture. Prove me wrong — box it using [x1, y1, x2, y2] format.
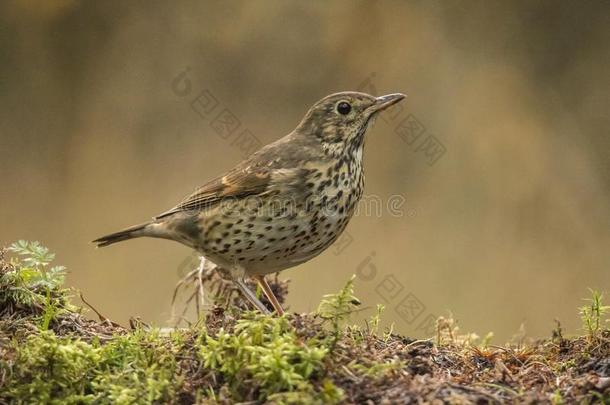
[254, 275, 285, 316]
[234, 278, 271, 315]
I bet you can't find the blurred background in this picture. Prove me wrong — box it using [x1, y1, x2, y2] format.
[1, 0, 609, 341]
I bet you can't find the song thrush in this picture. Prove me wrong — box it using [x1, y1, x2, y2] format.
[93, 91, 405, 315]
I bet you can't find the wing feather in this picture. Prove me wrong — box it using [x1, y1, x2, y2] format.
[155, 165, 271, 219]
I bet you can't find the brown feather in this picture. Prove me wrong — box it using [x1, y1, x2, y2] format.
[155, 165, 271, 219]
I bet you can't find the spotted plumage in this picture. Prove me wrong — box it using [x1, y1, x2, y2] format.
[93, 91, 406, 315]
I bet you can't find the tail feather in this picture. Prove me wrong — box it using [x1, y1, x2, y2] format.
[93, 222, 151, 247]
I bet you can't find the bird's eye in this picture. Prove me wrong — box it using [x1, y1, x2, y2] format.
[336, 101, 351, 115]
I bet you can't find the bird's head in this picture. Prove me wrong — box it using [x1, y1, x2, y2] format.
[296, 91, 406, 156]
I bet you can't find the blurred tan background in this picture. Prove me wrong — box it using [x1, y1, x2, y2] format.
[1, 0, 609, 341]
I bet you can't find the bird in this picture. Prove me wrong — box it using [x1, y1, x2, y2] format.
[93, 91, 406, 315]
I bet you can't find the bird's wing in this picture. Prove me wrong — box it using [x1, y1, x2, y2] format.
[155, 165, 272, 219]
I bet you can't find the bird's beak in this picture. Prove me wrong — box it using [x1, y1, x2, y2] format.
[371, 93, 406, 113]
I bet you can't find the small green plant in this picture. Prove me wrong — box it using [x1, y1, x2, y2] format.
[579, 289, 609, 339]
[7, 240, 66, 289]
[1, 241, 72, 328]
[317, 275, 360, 346]
[39, 289, 60, 330]
[369, 304, 385, 334]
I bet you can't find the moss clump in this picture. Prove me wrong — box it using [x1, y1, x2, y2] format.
[2, 330, 179, 404]
[201, 316, 324, 395]
[0, 241, 609, 404]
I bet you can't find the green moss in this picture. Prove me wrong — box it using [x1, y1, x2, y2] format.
[4, 332, 100, 404]
[1, 242, 608, 404]
[2, 329, 181, 404]
[0, 242, 352, 403]
[1, 312, 345, 404]
[199, 314, 335, 401]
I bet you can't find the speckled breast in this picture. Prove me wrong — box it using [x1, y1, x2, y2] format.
[196, 159, 364, 275]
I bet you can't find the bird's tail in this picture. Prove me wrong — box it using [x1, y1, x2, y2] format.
[92, 222, 152, 248]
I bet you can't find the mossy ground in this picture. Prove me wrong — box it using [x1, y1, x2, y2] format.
[0, 242, 608, 404]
